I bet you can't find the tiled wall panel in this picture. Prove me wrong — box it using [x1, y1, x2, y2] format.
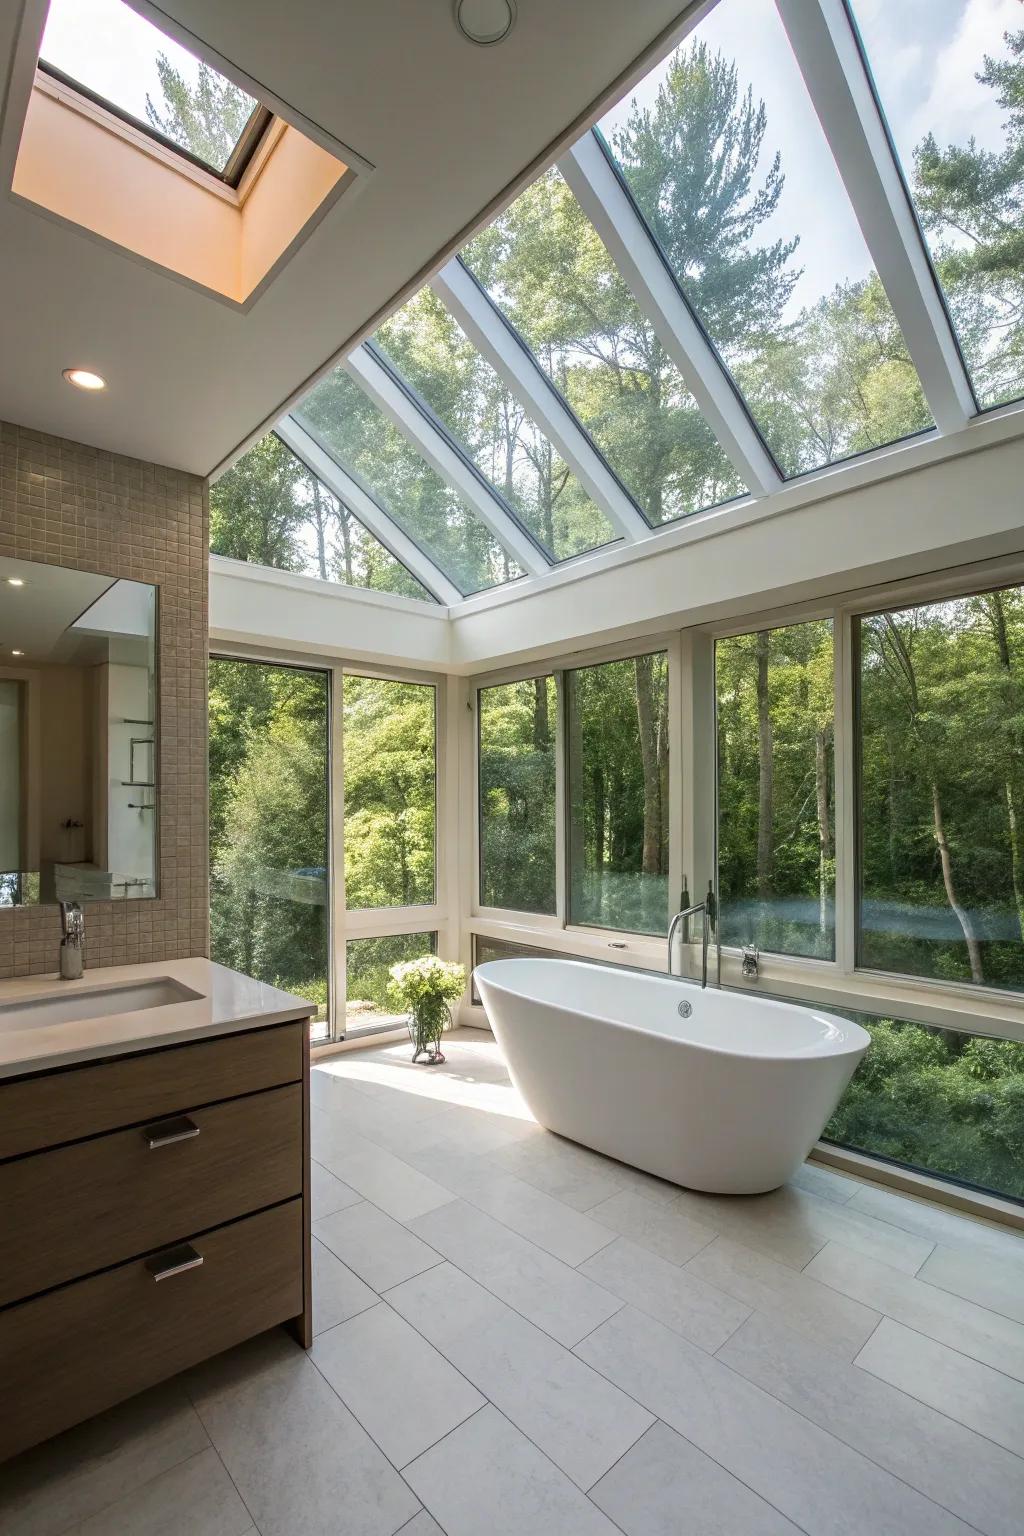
[0, 420, 208, 976]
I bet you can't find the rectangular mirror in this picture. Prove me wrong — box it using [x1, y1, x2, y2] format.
[0, 557, 158, 906]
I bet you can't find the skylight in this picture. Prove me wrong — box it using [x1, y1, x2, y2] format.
[39, 0, 267, 180]
[597, 0, 934, 478]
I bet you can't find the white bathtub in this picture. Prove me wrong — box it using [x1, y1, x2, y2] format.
[474, 958, 870, 1195]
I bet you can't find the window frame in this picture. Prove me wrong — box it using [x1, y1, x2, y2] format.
[211, 644, 450, 1046]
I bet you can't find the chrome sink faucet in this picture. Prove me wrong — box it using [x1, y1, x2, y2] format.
[59, 900, 85, 980]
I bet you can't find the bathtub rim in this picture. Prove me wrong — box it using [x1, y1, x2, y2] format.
[473, 957, 872, 1063]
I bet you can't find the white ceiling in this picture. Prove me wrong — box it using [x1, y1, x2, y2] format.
[0, 0, 686, 477]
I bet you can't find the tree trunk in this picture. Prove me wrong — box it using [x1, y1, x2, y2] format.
[634, 655, 662, 876]
[930, 780, 984, 983]
[311, 480, 329, 581]
[755, 631, 774, 899]
[815, 724, 831, 937]
[339, 508, 355, 586]
[987, 592, 1024, 939]
[532, 676, 550, 752]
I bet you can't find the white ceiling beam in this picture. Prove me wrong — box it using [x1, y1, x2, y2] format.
[275, 416, 463, 606]
[344, 345, 549, 578]
[560, 132, 783, 500]
[432, 258, 651, 542]
[776, 0, 975, 435]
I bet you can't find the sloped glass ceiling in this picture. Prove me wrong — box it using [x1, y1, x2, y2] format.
[294, 369, 522, 596]
[596, 0, 934, 477]
[210, 435, 436, 603]
[849, 0, 1024, 411]
[40, 0, 261, 176]
[462, 169, 746, 523]
[211, 0, 1014, 603]
[372, 289, 621, 561]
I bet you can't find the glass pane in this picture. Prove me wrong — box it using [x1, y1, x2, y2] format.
[346, 932, 437, 1033]
[210, 435, 436, 602]
[208, 659, 329, 1030]
[373, 291, 619, 561]
[463, 169, 744, 524]
[40, 0, 259, 174]
[850, 0, 1022, 410]
[295, 368, 522, 596]
[717, 620, 835, 959]
[478, 677, 557, 913]
[825, 1009, 1024, 1202]
[567, 652, 669, 934]
[0, 681, 22, 903]
[858, 587, 1024, 991]
[598, 1, 934, 476]
[343, 675, 436, 909]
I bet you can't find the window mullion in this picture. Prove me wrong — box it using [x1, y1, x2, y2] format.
[329, 663, 346, 1042]
[555, 669, 568, 928]
[833, 608, 857, 977]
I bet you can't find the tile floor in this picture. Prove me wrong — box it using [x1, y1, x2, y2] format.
[3, 1027, 1024, 1536]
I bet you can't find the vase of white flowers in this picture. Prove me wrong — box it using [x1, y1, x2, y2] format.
[387, 955, 466, 1064]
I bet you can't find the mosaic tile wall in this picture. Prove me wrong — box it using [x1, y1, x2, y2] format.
[0, 420, 209, 977]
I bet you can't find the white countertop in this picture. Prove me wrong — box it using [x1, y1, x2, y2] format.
[0, 958, 315, 1080]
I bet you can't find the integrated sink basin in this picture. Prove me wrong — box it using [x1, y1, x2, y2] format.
[0, 978, 202, 1030]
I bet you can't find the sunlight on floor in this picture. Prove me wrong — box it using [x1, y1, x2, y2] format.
[317, 1031, 537, 1120]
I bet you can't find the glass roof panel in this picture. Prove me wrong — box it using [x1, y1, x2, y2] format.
[210, 435, 437, 603]
[462, 167, 745, 526]
[294, 368, 522, 596]
[597, 0, 935, 477]
[849, 0, 1023, 412]
[39, 0, 261, 175]
[373, 289, 621, 562]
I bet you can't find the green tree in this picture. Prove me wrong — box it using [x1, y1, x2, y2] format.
[146, 54, 255, 168]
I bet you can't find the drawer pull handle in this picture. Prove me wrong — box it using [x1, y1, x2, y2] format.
[145, 1242, 204, 1282]
[143, 1115, 200, 1149]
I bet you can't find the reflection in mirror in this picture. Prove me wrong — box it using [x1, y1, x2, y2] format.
[0, 557, 158, 906]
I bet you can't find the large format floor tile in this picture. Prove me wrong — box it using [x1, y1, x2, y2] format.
[385, 1261, 653, 1490]
[855, 1317, 1024, 1457]
[185, 1331, 419, 1536]
[845, 1183, 1024, 1261]
[589, 1420, 803, 1536]
[311, 1235, 377, 1335]
[0, 1382, 210, 1536]
[805, 1240, 1024, 1382]
[402, 1406, 622, 1536]
[586, 1187, 717, 1266]
[684, 1233, 881, 1360]
[488, 1129, 627, 1212]
[408, 1199, 623, 1347]
[310, 1159, 362, 1220]
[66, 1448, 252, 1536]
[310, 1302, 485, 1469]
[917, 1243, 1024, 1323]
[719, 1310, 1024, 1536]
[314, 1199, 443, 1292]
[312, 1119, 455, 1222]
[580, 1236, 750, 1352]
[576, 1306, 974, 1534]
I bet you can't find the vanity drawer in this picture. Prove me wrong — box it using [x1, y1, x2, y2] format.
[0, 1020, 304, 1160]
[0, 1199, 303, 1463]
[0, 1083, 301, 1306]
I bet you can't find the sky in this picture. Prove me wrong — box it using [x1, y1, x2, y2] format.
[599, 0, 1015, 318]
[40, 0, 207, 121]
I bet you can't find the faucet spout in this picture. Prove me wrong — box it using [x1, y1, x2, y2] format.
[668, 901, 711, 989]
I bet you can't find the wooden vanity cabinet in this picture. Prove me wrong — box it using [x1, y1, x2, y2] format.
[0, 1019, 311, 1463]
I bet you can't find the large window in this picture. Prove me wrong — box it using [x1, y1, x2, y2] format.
[346, 931, 438, 1034]
[478, 677, 557, 914]
[343, 675, 436, 910]
[825, 1010, 1024, 1203]
[463, 169, 745, 525]
[567, 652, 669, 935]
[209, 659, 330, 1027]
[849, 0, 1024, 411]
[40, 0, 267, 182]
[373, 291, 619, 562]
[858, 586, 1024, 992]
[717, 620, 835, 959]
[210, 435, 435, 603]
[597, 0, 932, 476]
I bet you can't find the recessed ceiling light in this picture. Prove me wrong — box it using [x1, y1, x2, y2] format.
[6, 577, 25, 587]
[62, 368, 106, 391]
[454, 0, 516, 45]
[11, 649, 24, 657]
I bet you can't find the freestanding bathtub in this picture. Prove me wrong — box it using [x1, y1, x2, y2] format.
[474, 958, 870, 1195]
